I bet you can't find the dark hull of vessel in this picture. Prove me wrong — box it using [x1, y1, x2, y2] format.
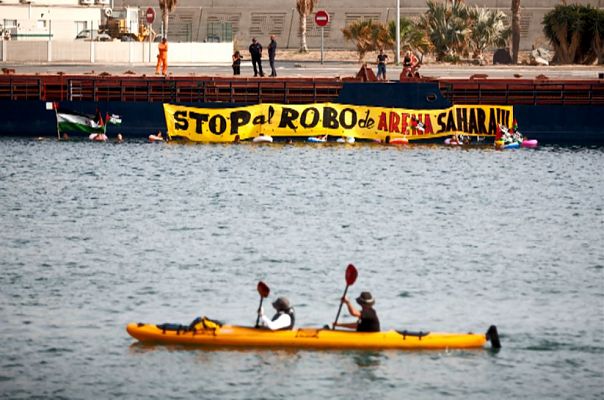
[1, 76, 603, 144]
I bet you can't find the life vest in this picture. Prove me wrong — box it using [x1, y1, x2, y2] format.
[357, 307, 380, 332]
[271, 308, 295, 330]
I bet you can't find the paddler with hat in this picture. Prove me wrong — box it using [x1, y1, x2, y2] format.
[258, 296, 295, 330]
[333, 291, 380, 332]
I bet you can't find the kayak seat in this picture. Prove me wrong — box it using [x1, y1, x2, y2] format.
[396, 330, 430, 340]
[156, 323, 189, 334]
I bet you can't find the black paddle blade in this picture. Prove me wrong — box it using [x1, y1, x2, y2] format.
[345, 264, 358, 286]
[257, 281, 270, 298]
[486, 325, 502, 349]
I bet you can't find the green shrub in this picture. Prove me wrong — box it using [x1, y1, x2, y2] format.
[543, 4, 604, 64]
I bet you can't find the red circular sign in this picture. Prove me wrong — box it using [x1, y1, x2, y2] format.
[315, 10, 330, 27]
[146, 7, 155, 24]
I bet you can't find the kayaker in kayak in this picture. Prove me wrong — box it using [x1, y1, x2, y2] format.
[258, 296, 295, 330]
[333, 291, 380, 332]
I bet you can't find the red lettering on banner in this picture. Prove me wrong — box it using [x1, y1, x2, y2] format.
[389, 112, 400, 133]
[423, 114, 434, 134]
[377, 112, 388, 131]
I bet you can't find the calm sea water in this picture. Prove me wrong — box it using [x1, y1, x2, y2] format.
[0, 138, 602, 399]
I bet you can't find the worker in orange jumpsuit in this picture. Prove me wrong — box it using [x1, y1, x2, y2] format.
[156, 37, 168, 76]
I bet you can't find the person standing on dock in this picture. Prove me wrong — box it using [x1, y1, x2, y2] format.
[156, 38, 168, 76]
[401, 50, 420, 78]
[232, 50, 242, 75]
[268, 35, 277, 77]
[249, 38, 264, 77]
[376, 49, 389, 80]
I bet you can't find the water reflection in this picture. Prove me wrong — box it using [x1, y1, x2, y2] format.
[351, 351, 384, 368]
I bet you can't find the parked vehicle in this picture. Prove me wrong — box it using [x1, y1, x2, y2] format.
[75, 29, 112, 41]
[119, 33, 139, 42]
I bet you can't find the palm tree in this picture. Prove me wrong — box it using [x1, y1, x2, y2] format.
[296, 0, 318, 53]
[420, 0, 471, 61]
[543, 4, 603, 64]
[159, 0, 177, 39]
[342, 20, 392, 60]
[468, 7, 510, 61]
[511, 0, 521, 63]
[387, 18, 432, 61]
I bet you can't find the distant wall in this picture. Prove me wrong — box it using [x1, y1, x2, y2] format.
[0, 40, 232, 63]
[112, 0, 604, 51]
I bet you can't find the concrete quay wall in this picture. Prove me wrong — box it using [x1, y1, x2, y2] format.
[0, 40, 232, 63]
[115, 0, 604, 51]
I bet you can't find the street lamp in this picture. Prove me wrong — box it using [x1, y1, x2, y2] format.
[396, 0, 400, 64]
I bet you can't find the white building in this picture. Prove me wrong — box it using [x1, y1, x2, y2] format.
[1, 0, 114, 40]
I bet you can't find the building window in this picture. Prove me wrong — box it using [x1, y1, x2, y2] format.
[3, 19, 17, 29]
[75, 21, 87, 36]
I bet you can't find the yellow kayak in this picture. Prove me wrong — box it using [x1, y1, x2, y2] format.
[126, 319, 501, 350]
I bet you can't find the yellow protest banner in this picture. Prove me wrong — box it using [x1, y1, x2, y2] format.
[163, 103, 514, 143]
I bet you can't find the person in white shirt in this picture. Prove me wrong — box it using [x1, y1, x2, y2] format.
[258, 297, 295, 330]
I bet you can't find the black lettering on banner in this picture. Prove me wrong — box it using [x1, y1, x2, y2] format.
[230, 110, 251, 134]
[468, 109, 478, 133]
[300, 107, 320, 128]
[279, 107, 299, 130]
[339, 108, 357, 129]
[253, 115, 266, 125]
[477, 108, 487, 134]
[445, 110, 457, 132]
[189, 111, 209, 134]
[358, 110, 375, 129]
[488, 108, 498, 134]
[323, 107, 339, 129]
[209, 114, 227, 135]
[437, 112, 447, 133]
[174, 110, 188, 130]
[456, 107, 468, 133]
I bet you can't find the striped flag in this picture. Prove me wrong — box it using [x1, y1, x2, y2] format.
[56, 110, 105, 134]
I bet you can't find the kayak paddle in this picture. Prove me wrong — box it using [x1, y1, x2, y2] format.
[255, 281, 270, 328]
[332, 264, 358, 329]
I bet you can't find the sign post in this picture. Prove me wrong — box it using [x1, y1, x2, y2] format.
[314, 10, 329, 65]
[146, 7, 155, 63]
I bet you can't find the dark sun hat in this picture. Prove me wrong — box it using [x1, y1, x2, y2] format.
[356, 291, 375, 306]
[272, 297, 291, 311]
